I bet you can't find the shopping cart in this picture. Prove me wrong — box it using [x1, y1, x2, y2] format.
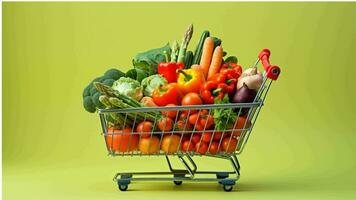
[97, 49, 281, 192]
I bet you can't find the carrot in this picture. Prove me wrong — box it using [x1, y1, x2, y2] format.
[190, 64, 204, 74]
[207, 46, 223, 80]
[199, 37, 214, 78]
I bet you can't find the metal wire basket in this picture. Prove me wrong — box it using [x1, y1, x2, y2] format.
[97, 48, 281, 192]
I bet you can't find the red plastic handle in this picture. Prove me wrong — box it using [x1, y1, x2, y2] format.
[258, 49, 281, 80]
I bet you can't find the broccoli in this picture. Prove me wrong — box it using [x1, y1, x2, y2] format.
[82, 68, 126, 113]
[104, 68, 126, 80]
[102, 79, 115, 87]
[91, 92, 105, 108]
[83, 96, 96, 113]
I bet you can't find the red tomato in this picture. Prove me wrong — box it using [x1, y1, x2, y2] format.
[208, 141, 219, 154]
[161, 134, 181, 153]
[161, 104, 179, 119]
[201, 132, 212, 143]
[181, 140, 194, 152]
[191, 133, 201, 144]
[200, 115, 214, 129]
[106, 127, 139, 152]
[230, 117, 252, 137]
[195, 142, 208, 154]
[136, 121, 153, 138]
[158, 117, 173, 131]
[222, 137, 238, 153]
[175, 120, 193, 131]
[181, 93, 202, 114]
[139, 136, 160, 154]
[188, 113, 200, 125]
[213, 131, 223, 141]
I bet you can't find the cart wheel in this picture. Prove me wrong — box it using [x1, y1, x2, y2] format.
[223, 185, 233, 192]
[173, 181, 183, 185]
[118, 184, 128, 191]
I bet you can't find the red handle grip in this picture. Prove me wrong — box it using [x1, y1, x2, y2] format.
[258, 48, 281, 80]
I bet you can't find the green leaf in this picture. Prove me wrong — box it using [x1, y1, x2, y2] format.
[224, 56, 238, 64]
[126, 69, 137, 80]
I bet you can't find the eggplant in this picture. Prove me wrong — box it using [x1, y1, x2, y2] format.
[231, 83, 257, 115]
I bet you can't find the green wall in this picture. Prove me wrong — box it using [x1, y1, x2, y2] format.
[3, 2, 356, 199]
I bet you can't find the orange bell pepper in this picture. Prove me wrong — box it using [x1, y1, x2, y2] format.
[176, 69, 205, 94]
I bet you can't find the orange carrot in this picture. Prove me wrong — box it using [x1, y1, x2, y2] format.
[190, 64, 204, 74]
[199, 37, 214, 78]
[207, 46, 223, 80]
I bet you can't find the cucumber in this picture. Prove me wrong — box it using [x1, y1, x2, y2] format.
[192, 31, 210, 65]
[184, 51, 193, 68]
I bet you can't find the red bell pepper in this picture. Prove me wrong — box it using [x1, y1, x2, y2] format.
[208, 70, 237, 94]
[158, 62, 184, 83]
[220, 62, 242, 78]
[200, 81, 227, 104]
[152, 83, 182, 106]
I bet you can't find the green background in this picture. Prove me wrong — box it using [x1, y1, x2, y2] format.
[3, 2, 356, 199]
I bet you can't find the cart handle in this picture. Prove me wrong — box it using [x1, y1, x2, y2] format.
[258, 49, 281, 80]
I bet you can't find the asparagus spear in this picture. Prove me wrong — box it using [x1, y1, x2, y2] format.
[177, 24, 194, 63]
[170, 40, 179, 62]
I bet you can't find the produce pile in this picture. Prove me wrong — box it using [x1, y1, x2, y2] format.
[82, 25, 264, 155]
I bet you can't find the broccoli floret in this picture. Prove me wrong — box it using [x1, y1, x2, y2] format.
[89, 86, 98, 96]
[92, 92, 105, 108]
[102, 79, 115, 87]
[83, 96, 96, 113]
[92, 76, 105, 83]
[104, 68, 126, 80]
[82, 84, 91, 98]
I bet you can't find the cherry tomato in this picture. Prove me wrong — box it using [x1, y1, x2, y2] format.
[200, 115, 214, 129]
[161, 104, 179, 119]
[181, 93, 202, 114]
[161, 134, 181, 153]
[195, 142, 208, 154]
[188, 113, 200, 125]
[201, 132, 212, 143]
[181, 140, 195, 152]
[158, 117, 173, 131]
[230, 117, 252, 137]
[191, 133, 201, 144]
[222, 137, 238, 153]
[208, 141, 219, 154]
[136, 121, 153, 138]
[106, 127, 139, 152]
[213, 131, 223, 141]
[139, 136, 160, 154]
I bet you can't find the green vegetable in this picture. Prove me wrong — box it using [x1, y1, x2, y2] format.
[83, 96, 96, 113]
[132, 43, 171, 80]
[111, 77, 143, 101]
[192, 30, 210, 65]
[224, 56, 238, 64]
[141, 74, 168, 97]
[82, 68, 126, 113]
[212, 37, 222, 48]
[184, 51, 193, 68]
[213, 94, 238, 131]
[104, 68, 126, 80]
[177, 24, 194, 63]
[170, 41, 179, 62]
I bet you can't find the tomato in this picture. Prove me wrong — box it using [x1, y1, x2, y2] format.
[136, 121, 153, 138]
[213, 131, 223, 141]
[161, 104, 179, 119]
[200, 115, 214, 129]
[106, 127, 139, 152]
[158, 117, 173, 131]
[208, 141, 219, 154]
[152, 83, 182, 106]
[201, 132, 212, 143]
[181, 93, 202, 114]
[175, 120, 192, 131]
[230, 117, 252, 137]
[161, 134, 181, 153]
[139, 136, 160, 154]
[222, 137, 238, 153]
[181, 140, 195, 152]
[188, 113, 200, 125]
[195, 142, 208, 154]
[191, 133, 201, 144]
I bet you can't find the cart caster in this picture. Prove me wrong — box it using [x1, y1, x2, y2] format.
[173, 181, 183, 185]
[223, 185, 233, 192]
[216, 172, 229, 179]
[118, 184, 128, 191]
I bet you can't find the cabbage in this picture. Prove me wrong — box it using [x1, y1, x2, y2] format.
[111, 77, 143, 101]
